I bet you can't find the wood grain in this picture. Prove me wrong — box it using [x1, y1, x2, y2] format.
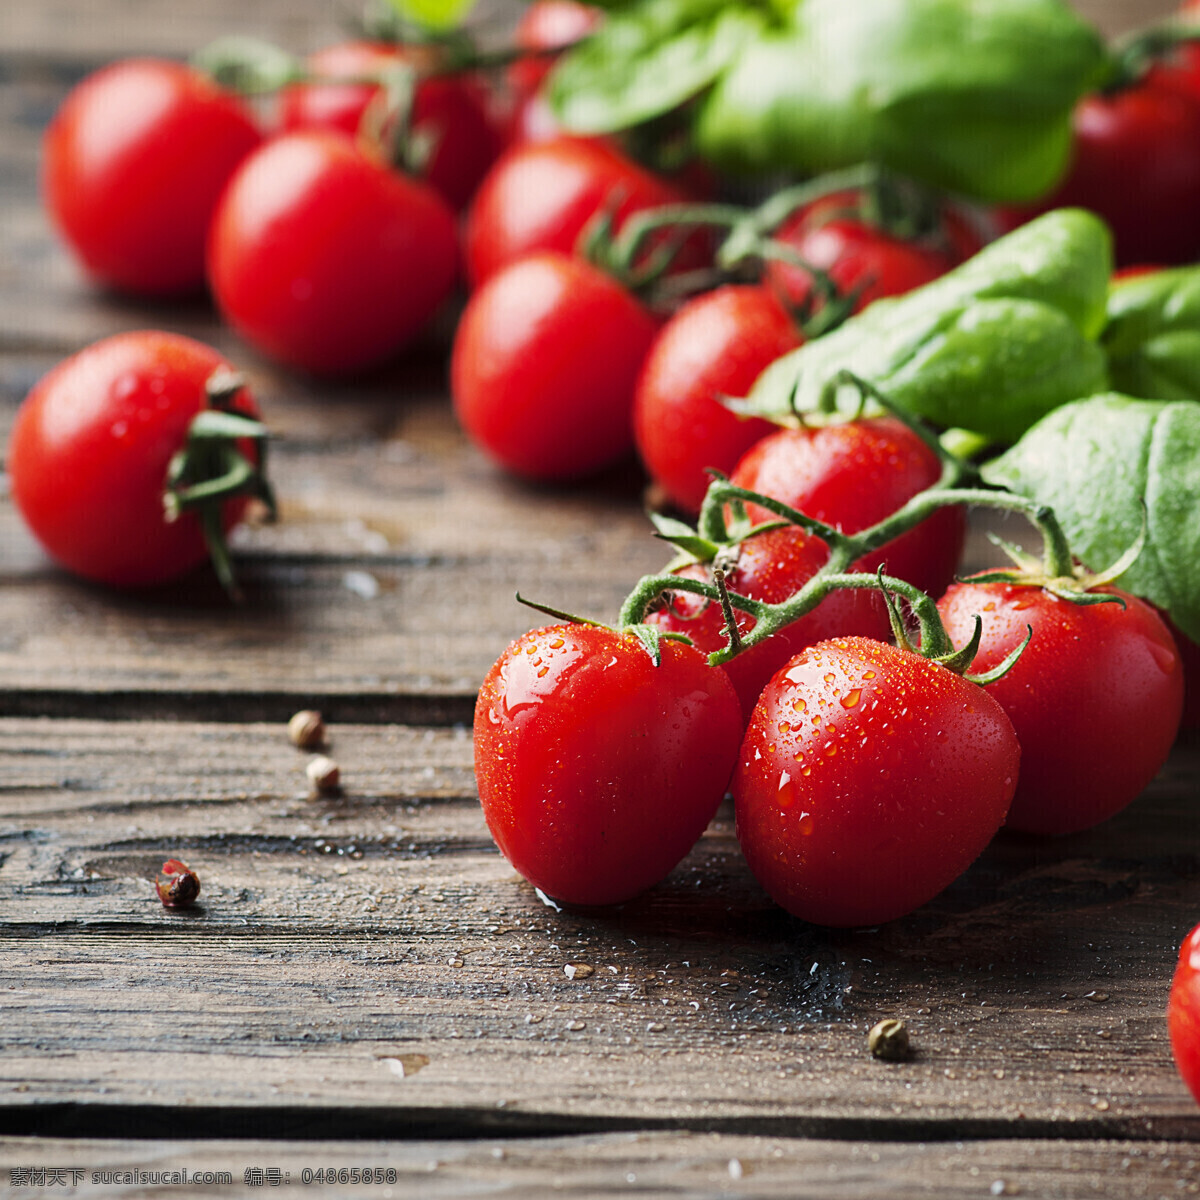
[1, 720, 1198, 1139]
[2, 1134, 1199, 1199]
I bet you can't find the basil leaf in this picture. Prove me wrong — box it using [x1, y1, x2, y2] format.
[1104, 267, 1200, 401]
[548, 0, 763, 133]
[742, 210, 1112, 441]
[982, 394, 1200, 642]
[694, 0, 1105, 202]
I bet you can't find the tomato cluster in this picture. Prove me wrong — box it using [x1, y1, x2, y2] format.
[22, 0, 1200, 1109]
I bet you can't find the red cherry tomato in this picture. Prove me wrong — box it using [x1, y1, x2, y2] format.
[730, 418, 967, 599]
[1022, 76, 1200, 266]
[765, 192, 980, 317]
[633, 285, 800, 515]
[1166, 618, 1200, 730]
[43, 58, 260, 296]
[208, 130, 458, 376]
[463, 137, 689, 288]
[451, 251, 659, 480]
[939, 581, 1184, 834]
[508, 1, 602, 103]
[473, 623, 743, 906]
[278, 41, 502, 210]
[734, 637, 1019, 927]
[1169, 921, 1200, 1105]
[646, 526, 889, 719]
[8, 332, 260, 587]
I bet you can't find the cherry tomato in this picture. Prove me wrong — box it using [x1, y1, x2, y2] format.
[508, 0, 601, 103]
[765, 193, 974, 317]
[474, 623, 743, 906]
[1169, 920, 1200, 1105]
[43, 58, 261, 296]
[633, 285, 800, 515]
[208, 130, 458, 376]
[730, 418, 967, 599]
[278, 41, 502, 210]
[646, 526, 890, 719]
[1021, 75, 1200, 266]
[733, 637, 1020, 927]
[939, 581, 1183, 834]
[463, 137, 689, 288]
[451, 251, 659, 480]
[8, 332, 260, 587]
[1166, 619, 1200, 730]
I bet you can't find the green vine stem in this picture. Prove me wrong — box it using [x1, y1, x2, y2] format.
[618, 374, 1082, 673]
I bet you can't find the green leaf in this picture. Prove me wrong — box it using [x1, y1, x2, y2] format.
[386, 0, 477, 31]
[982, 394, 1200, 642]
[548, 0, 763, 133]
[741, 210, 1112, 442]
[1104, 267, 1200, 401]
[694, 0, 1105, 202]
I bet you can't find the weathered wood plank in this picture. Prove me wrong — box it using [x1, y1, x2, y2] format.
[1, 720, 1197, 1135]
[2, 1134, 1199, 1199]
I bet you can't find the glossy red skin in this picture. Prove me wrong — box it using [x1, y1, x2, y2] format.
[646, 527, 890, 720]
[43, 58, 261, 296]
[209, 130, 458, 376]
[1023, 78, 1200, 266]
[767, 214, 961, 317]
[9, 332, 258, 587]
[633, 285, 800, 515]
[474, 623, 743, 906]
[451, 251, 659, 480]
[730, 419, 967, 599]
[938, 581, 1184, 835]
[463, 137, 689, 288]
[1169, 921, 1200, 1105]
[278, 41, 503, 210]
[1167, 620, 1200, 729]
[734, 637, 1019, 927]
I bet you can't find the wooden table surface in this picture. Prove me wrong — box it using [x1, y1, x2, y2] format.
[2, 1, 1197, 1196]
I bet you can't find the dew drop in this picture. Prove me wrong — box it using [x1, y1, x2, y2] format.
[840, 689, 861, 709]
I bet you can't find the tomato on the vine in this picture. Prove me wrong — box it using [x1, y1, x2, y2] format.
[278, 41, 502, 210]
[9, 331, 265, 589]
[208, 129, 458, 375]
[765, 192, 977, 317]
[43, 58, 261, 296]
[646, 526, 889, 719]
[451, 251, 659, 480]
[474, 623, 743, 906]
[1169, 921, 1200, 1105]
[730, 418, 966, 599]
[733, 636, 1020, 927]
[939, 580, 1184, 834]
[463, 137, 689, 288]
[633, 285, 800, 515]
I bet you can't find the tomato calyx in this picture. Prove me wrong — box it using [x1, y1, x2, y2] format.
[577, 199, 744, 302]
[514, 592, 690, 666]
[162, 368, 275, 600]
[959, 525, 1146, 610]
[1104, 18, 1200, 93]
[717, 166, 970, 338]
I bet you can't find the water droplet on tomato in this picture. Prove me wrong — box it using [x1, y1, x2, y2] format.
[796, 811, 814, 836]
[840, 689, 860, 709]
[862, 670, 876, 680]
[824, 673, 837, 686]
[777, 772, 794, 809]
[792, 697, 807, 713]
